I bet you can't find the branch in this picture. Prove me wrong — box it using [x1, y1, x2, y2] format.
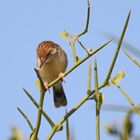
[63, 0, 90, 62]
[104, 11, 131, 84]
[48, 40, 112, 88]
[23, 88, 55, 128]
[77, 0, 90, 38]
[47, 82, 106, 139]
[34, 68, 46, 92]
[113, 81, 140, 116]
[77, 39, 89, 54]
[66, 109, 70, 140]
[30, 69, 46, 140]
[87, 62, 92, 93]
[26, 40, 111, 140]
[17, 107, 33, 131]
[47, 11, 131, 139]
[123, 48, 140, 68]
[94, 57, 99, 94]
[94, 57, 101, 140]
[30, 91, 45, 140]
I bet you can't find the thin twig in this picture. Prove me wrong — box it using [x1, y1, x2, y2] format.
[48, 40, 112, 88]
[96, 104, 100, 140]
[67, 0, 90, 63]
[77, 39, 89, 54]
[123, 48, 140, 68]
[25, 39, 111, 140]
[66, 108, 70, 140]
[47, 82, 106, 140]
[77, 0, 90, 38]
[104, 32, 140, 58]
[23, 88, 55, 128]
[30, 91, 45, 140]
[94, 57, 100, 140]
[104, 11, 131, 84]
[30, 69, 46, 140]
[113, 81, 140, 116]
[94, 57, 99, 94]
[70, 40, 77, 63]
[34, 68, 46, 92]
[17, 107, 33, 131]
[47, 11, 131, 140]
[87, 62, 92, 93]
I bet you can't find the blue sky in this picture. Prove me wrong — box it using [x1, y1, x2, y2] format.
[0, 0, 140, 139]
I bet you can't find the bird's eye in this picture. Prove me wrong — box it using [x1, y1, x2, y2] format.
[51, 48, 57, 54]
[41, 57, 45, 61]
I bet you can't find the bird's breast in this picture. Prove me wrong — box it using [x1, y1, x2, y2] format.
[38, 50, 67, 83]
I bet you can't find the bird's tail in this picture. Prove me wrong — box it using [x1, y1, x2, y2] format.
[53, 84, 67, 108]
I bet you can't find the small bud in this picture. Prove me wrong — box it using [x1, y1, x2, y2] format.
[88, 48, 92, 56]
[60, 31, 68, 39]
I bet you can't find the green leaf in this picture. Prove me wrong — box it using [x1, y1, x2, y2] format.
[108, 70, 125, 86]
[60, 31, 68, 39]
[35, 80, 43, 93]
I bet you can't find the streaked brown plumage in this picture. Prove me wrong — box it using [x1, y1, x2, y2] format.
[36, 41, 68, 108]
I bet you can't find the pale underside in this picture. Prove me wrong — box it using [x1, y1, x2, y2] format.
[37, 48, 67, 88]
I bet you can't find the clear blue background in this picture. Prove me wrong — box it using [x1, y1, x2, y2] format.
[0, 0, 140, 139]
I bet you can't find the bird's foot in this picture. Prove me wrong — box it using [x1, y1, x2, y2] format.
[44, 81, 50, 93]
[59, 73, 65, 82]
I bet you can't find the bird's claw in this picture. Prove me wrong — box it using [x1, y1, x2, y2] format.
[59, 73, 65, 82]
[44, 81, 50, 93]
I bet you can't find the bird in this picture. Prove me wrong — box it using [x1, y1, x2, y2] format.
[36, 41, 68, 108]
